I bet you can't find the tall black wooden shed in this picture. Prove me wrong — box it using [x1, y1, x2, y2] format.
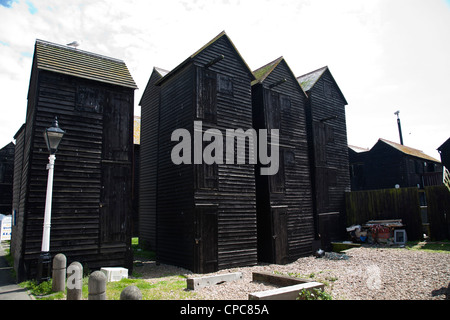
[10, 40, 137, 280]
[297, 66, 350, 250]
[139, 67, 168, 250]
[251, 57, 314, 264]
[140, 31, 257, 273]
[0, 142, 15, 215]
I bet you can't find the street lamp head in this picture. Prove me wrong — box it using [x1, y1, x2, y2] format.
[44, 116, 65, 155]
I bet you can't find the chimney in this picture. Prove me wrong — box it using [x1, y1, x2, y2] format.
[394, 110, 404, 145]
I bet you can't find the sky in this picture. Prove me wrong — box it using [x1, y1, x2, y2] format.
[0, 0, 449, 160]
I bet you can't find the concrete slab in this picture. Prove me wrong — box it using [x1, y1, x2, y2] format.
[187, 272, 243, 290]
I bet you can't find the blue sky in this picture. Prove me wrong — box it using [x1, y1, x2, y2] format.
[0, 0, 36, 13]
[0, 0, 449, 160]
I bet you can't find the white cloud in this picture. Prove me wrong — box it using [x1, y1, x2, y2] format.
[0, 0, 448, 159]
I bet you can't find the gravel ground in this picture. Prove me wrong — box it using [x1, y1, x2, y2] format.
[136, 246, 450, 300]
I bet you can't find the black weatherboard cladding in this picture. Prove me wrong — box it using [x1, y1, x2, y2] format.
[252, 57, 314, 264]
[10, 40, 136, 280]
[146, 32, 257, 272]
[138, 68, 167, 251]
[298, 66, 350, 249]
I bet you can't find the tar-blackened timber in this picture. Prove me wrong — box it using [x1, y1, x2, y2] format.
[0, 142, 15, 215]
[140, 31, 257, 273]
[139, 67, 168, 250]
[251, 57, 314, 264]
[297, 66, 350, 250]
[349, 138, 442, 191]
[10, 39, 137, 281]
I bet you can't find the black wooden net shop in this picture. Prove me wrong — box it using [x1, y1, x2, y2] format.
[251, 57, 315, 264]
[10, 40, 137, 281]
[297, 66, 351, 250]
[139, 31, 258, 273]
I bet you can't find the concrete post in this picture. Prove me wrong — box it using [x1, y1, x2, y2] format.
[88, 271, 107, 300]
[120, 286, 142, 300]
[51, 253, 66, 292]
[67, 262, 83, 300]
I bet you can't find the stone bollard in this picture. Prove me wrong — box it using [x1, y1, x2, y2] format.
[52, 254, 66, 292]
[67, 262, 83, 300]
[88, 271, 107, 300]
[120, 286, 142, 300]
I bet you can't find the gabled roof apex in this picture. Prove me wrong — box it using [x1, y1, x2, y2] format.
[296, 66, 328, 92]
[156, 31, 255, 86]
[252, 56, 284, 85]
[297, 66, 347, 105]
[252, 56, 307, 97]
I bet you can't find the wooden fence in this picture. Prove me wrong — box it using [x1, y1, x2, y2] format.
[345, 187, 423, 241]
[425, 186, 450, 241]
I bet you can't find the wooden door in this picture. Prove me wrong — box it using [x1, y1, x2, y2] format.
[100, 92, 132, 245]
[272, 207, 288, 264]
[100, 165, 131, 243]
[196, 67, 217, 123]
[194, 206, 218, 273]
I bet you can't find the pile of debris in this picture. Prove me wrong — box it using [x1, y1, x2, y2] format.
[314, 249, 350, 260]
[346, 219, 407, 245]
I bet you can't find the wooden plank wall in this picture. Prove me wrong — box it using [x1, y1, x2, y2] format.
[12, 69, 134, 279]
[307, 70, 350, 215]
[157, 64, 195, 270]
[252, 60, 314, 264]
[305, 69, 350, 249]
[425, 186, 450, 240]
[11, 61, 38, 281]
[153, 34, 257, 272]
[11, 125, 25, 280]
[192, 35, 257, 270]
[0, 143, 14, 214]
[139, 69, 163, 250]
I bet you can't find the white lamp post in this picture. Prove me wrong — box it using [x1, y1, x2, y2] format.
[37, 116, 65, 283]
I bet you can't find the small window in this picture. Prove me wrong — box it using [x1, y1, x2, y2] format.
[284, 150, 295, 166]
[196, 163, 218, 190]
[324, 82, 332, 97]
[76, 86, 103, 113]
[266, 91, 281, 130]
[217, 74, 233, 95]
[280, 95, 291, 112]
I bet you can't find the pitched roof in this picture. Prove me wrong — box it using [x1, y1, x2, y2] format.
[378, 138, 440, 163]
[349, 145, 370, 153]
[156, 31, 255, 85]
[252, 56, 307, 98]
[297, 66, 348, 104]
[34, 39, 137, 89]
